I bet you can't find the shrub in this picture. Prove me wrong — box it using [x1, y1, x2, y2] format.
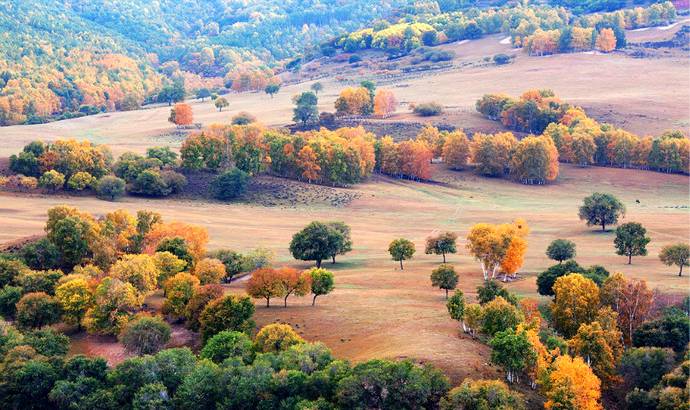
[413, 102, 443, 117]
[15, 292, 61, 328]
[348, 54, 362, 63]
[0, 285, 22, 317]
[119, 315, 172, 355]
[199, 295, 255, 343]
[441, 378, 525, 409]
[18, 269, 63, 294]
[146, 147, 178, 166]
[18, 176, 38, 190]
[39, 170, 65, 191]
[96, 176, 126, 200]
[231, 112, 256, 125]
[67, 172, 96, 191]
[210, 169, 250, 200]
[493, 54, 511, 65]
[9, 151, 41, 176]
[130, 169, 186, 197]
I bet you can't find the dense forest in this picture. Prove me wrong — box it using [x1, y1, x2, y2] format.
[0, 0, 408, 125]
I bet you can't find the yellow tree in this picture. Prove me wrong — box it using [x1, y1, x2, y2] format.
[109, 254, 160, 296]
[467, 220, 527, 281]
[296, 145, 321, 183]
[144, 222, 209, 264]
[551, 273, 600, 338]
[600, 272, 653, 346]
[152, 251, 187, 287]
[55, 277, 93, 329]
[416, 124, 444, 158]
[500, 236, 527, 281]
[545, 355, 603, 410]
[253, 323, 305, 353]
[193, 258, 226, 285]
[569, 319, 622, 385]
[162, 272, 200, 318]
[442, 130, 471, 170]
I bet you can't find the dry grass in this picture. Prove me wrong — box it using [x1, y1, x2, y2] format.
[1, 163, 687, 383]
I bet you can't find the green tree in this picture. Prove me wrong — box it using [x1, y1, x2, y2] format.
[200, 331, 253, 364]
[156, 237, 194, 268]
[264, 84, 280, 98]
[430, 264, 458, 298]
[440, 379, 525, 410]
[15, 292, 61, 328]
[292, 92, 318, 126]
[477, 280, 518, 306]
[326, 221, 352, 264]
[39, 170, 65, 191]
[210, 168, 249, 200]
[632, 309, 690, 352]
[578, 192, 625, 231]
[48, 216, 91, 267]
[308, 268, 335, 306]
[289, 221, 341, 268]
[659, 243, 689, 276]
[95, 176, 126, 201]
[133, 382, 172, 410]
[19, 238, 61, 270]
[310, 82, 323, 95]
[481, 296, 523, 336]
[546, 239, 576, 263]
[199, 295, 255, 343]
[196, 88, 211, 101]
[490, 329, 536, 384]
[619, 347, 675, 390]
[147, 146, 178, 166]
[424, 232, 458, 263]
[388, 238, 415, 269]
[157, 82, 185, 106]
[214, 97, 229, 112]
[119, 315, 172, 355]
[446, 290, 466, 332]
[0, 285, 22, 317]
[614, 222, 651, 264]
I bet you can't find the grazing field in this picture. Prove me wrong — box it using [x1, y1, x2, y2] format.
[0, 32, 687, 157]
[1, 163, 687, 382]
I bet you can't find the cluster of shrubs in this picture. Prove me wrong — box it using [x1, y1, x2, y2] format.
[477, 89, 690, 174]
[5, 140, 188, 200]
[410, 48, 455, 64]
[412, 102, 444, 117]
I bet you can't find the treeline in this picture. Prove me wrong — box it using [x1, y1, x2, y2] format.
[476, 89, 690, 174]
[326, 2, 676, 56]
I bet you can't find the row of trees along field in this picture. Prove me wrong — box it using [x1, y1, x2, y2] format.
[476, 89, 690, 174]
[327, 2, 676, 57]
[0, 0, 408, 125]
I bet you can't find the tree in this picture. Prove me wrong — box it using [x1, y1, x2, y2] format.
[430, 264, 458, 298]
[15, 292, 61, 328]
[193, 258, 226, 285]
[500, 236, 527, 281]
[196, 88, 211, 101]
[95, 175, 126, 201]
[425, 232, 458, 263]
[632, 309, 690, 352]
[388, 238, 415, 269]
[373, 89, 397, 116]
[153, 251, 187, 286]
[55, 277, 93, 328]
[289, 222, 341, 268]
[551, 273, 600, 338]
[84, 277, 141, 335]
[471, 132, 517, 177]
[465, 222, 515, 281]
[446, 289, 472, 336]
[199, 294, 255, 343]
[111, 254, 160, 296]
[595, 28, 616, 52]
[335, 87, 371, 116]
[546, 239, 576, 263]
[293, 92, 318, 126]
[276, 267, 311, 307]
[169, 103, 193, 126]
[264, 84, 280, 98]
[659, 243, 689, 276]
[39, 170, 65, 191]
[48, 216, 92, 268]
[310, 82, 323, 95]
[442, 130, 471, 170]
[327, 221, 352, 264]
[246, 267, 282, 308]
[477, 280, 518, 306]
[481, 296, 524, 336]
[155, 237, 194, 268]
[158, 82, 185, 106]
[184, 284, 224, 332]
[509, 135, 559, 185]
[214, 97, 229, 112]
[579, 192, 625, 231]
[119, 315, 172, 355]
[619, 347, 675, 390]
[440, 379, 525, 410]
[614, 222, 651, 264]
[308, 268, 334, 306]
[544, 355, 602, 410]
[19, 238, 61, 270]
[569, 320, 622, 385]
[489, 328, 536, 384]
[0, 285, 22, 318]
[133, 383, 172, 410]
[200, 330, 253, 364]
[162, 272, 200, 318]
[253, 323, 305, 353]
[600, 272, 653, 346]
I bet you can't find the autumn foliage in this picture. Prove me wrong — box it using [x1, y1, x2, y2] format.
[169, 103, 193, 126]
[373, 89, 397, 116]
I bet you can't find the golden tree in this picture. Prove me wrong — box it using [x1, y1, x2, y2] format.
[551, 273, 600, 338]
[373, 89, 397, 116]
[109, 254, 160, 296]
[545, 355, 603, 410]
[442, 130, 471, 170]
[193, 258, 226, 285]
[595, 28, 616, 53]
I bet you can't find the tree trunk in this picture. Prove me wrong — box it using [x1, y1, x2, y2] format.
[601, 222, 606, 231]
[679, 265, 683, 277]
[442, 253, 446, 263]
[445, 288, 449, 299]
[399, 259, 404, 270]
[316, 259, 322, 268]
[266, 298, 270, 308]
[628, 254, 632, 265]
[312, 294, 317, 306]
[332, 255, 336, 264]
[284, 295, 289, 308]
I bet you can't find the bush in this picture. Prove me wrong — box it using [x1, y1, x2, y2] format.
[348, 54, 362, 64]
[20, 238, 61, 270]
[15, 292, 61, 328]
[146, 147, 178, 166]
[440, 379, 525, 410]
[9, 151, 41, 177]
[0, 285, 22, 317]
[413, 102, 443, 117]
[67, 172, 96, 191]
[231, 112, 256, 125]
[130, 169, 186, 197]
[199, 295, 255, 343]
[423, 50, 454, 62]
[210, 169, 250, 200]
[119, 315, 172, 355]
[96, 176, 126, 200]
[39, 170, 65, 191]
[493, 54, 512, 65]
[253, 323, 305, 353]
[200, 330, 253, 364]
